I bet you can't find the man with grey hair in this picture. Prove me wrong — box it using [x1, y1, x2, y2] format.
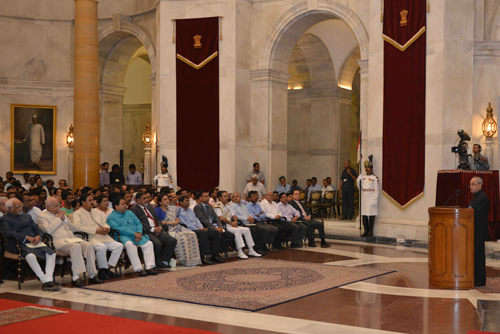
[243, 175, 267, 201]
[38, 197, 102, 287]
[468, 176, 490, 286]
[21, 114, 45, 170]
[0, 196, 8, 217]
[0, 198, 60, 291]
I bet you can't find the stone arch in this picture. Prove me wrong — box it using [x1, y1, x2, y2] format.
[257, 1, 369, 72]
[98, 21, 156, 73]
[338, 46, 361, 90]
[252, 1, 368, 190]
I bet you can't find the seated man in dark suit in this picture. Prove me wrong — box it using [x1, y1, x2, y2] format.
[0, 198, 60, 291]
[289, 190, 329, 247]
[193, 191, 234, 263]
[130, 191, 177, 269]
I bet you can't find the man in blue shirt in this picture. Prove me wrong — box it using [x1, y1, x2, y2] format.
[307, 177, 322, 199]
[126, 164, 143, 185]
[276, 176, 291, 194]
[178, 195, 227, 265]
[246, 191, 278, 253]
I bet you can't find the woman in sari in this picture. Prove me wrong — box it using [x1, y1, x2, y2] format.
[155, 193, 201, 267]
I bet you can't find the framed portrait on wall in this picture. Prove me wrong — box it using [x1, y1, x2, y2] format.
[11, 104, 57, 174]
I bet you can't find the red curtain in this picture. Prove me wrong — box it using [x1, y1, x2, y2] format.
[383, 0, 426, 208]
[435, 170, 500, 241]
[176, 17, 219, 190]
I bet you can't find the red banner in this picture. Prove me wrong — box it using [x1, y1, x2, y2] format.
[176, 17, 219, 190]
[382, 0, 426, 208]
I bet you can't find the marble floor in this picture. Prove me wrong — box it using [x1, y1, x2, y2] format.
[1, 239, 500, 334]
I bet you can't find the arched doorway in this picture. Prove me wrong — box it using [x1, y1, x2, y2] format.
[254, 2, 368, 190]
[98, 22, 156, 183]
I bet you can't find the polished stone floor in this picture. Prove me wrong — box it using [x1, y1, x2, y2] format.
[1, 239, 500, 334]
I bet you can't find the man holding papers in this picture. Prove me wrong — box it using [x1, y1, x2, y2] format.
[38, 197, 103, 287]
[0, 198, 60, 291]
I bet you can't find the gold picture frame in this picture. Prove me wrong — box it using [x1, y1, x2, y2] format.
[11, 104, 57, 175]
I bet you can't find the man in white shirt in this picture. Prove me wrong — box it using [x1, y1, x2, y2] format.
[38, 197, 102, 287]
[243, 175, 267, 201]
[307, 177, 322, 202]
[21, 173, 31, 191]
[214, 191, 261, 259]
[20, 193, 41, 223]
[73, 193, 123, 280]
[260, 192, 295, 250]
[321, 179, 335, 197]
[153, 156, 174, 190]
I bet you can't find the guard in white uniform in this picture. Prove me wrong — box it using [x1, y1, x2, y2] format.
[154, 156, 174, 190]
[356, 156, 380, 237]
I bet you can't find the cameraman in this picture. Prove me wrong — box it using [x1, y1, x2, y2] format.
[468, 144, 490, 171]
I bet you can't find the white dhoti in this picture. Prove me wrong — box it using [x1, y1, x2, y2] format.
[30, 150, 42, 164]
[23, 123, 45, 164]
[226, 225, 255, 250]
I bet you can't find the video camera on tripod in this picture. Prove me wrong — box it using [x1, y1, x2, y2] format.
[451, 129, 471, 170]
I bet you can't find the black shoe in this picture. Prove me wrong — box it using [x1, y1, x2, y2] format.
[201, 256, 213, 265]
[139, 269, 148, 276]
[156, 263, 170, 269]
[290, 243, 300, 249]
[321, 241, 331, 248]
[106, 269, 118, 278]
[98, 269, 110, 280]
[89, 276, 103, 284]
[309, 242, 317, 247]
[211, 255, 225, 263]
[42, 281, 62, 291]
[256, 249, 267, 255]
[71, 278, 84, 287]
[274, 245, 285, 250]
[339, 217, 348, 220]
[263, 247, 272, 252]
[146, 268, 158, 275]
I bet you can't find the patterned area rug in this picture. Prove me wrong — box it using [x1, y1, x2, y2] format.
[475, 277, 500, 293]
[0, 306, 66, 327]
[83, 259, 394, 311]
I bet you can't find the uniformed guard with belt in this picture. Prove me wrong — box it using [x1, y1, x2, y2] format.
[357, 155, 380, 237]
[154, 155, 174, 191]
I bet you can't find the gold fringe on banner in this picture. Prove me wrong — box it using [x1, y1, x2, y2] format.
[172, 20, 175, 43]
[380, 0, 383, 22]
[427, 0, 430, 12]
[176, 52, 218, 70]
[383, 26, 426, 52]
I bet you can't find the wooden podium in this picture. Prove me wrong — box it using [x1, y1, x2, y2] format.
[428, 207, 475, 289]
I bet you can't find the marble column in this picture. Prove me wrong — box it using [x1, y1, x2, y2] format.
[73, 0, 100, 189]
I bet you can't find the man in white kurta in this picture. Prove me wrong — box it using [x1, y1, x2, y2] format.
[37, 197, 102, 287]
[22, 115, 45, 167]
[213, 191, 261, 259]
[356, 159, 380, 237]
[242, 176, 267, 201]
[72, 194, 123, 280]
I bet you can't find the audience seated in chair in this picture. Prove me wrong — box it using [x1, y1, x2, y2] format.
[131, 192, 177, 269]
[289, 190, 330, 248]
[20, 193, 41, 223]
[213, 191, 261, 259]
[260, 192, 294, 250]
[193, 191, 235, 263]
[0, 198, 60, 291]
[37, 197, 103, 287]
[107, 197, 157, 276]
[276, 176, 291, 194]
[277, 193, 307, 248]
[73, 193, 123, 280]
[178, 195, 233, 265]
[155, 193, 201, 267]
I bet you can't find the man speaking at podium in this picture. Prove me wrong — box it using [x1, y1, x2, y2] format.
[468, 176, 490, 286]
